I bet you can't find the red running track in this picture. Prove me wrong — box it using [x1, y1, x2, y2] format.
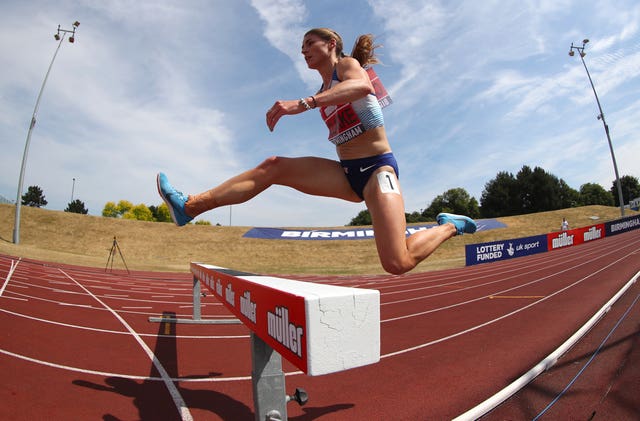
[1, 229, 638, 420]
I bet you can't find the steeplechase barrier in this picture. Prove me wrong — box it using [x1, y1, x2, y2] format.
[151, 262, 380, 421]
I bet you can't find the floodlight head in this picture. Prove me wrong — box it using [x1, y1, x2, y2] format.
[73, 21, 80, 27]
[68, 36, 75, 43]
[580, 51, 586, 58]
[54, 33, 61, 41]
[569, 50, 574, 57]
[583, 39, 589, 44]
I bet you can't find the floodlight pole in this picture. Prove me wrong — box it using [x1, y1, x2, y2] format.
[13, 22, 79, 244]
[569, 39, 625, 217]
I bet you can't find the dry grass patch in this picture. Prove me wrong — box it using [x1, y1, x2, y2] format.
[0, 204, 633, 275]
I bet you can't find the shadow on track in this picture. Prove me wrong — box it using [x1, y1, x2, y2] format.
[72, 311, 253, 420]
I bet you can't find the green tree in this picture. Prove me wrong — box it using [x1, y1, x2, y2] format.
[149, 203, 172, 222]
[480, 171, 519, 217]
[611, 175, 640, 207]
[579, 183, 614, 206]
[516, 166, 580, 213]
[117, 200, 134, 215]
[516, 166, 549, 213]
[405, 211, 425, 224]
[102, 200, 136, 218]
[65, 199, 88, 214]
[481, 166, 579, 217]
[123, 204, 154, 221]
[102, 201, 119, 218]
[22, 185, 48, 208]
[423, 188, 479, 219]
[558, 179, 580, 209]
[348, 209, 372, 226]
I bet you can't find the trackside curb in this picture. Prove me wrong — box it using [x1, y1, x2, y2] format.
[453, 269, 640, 421]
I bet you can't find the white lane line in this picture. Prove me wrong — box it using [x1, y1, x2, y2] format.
[58, 303, 93, 308]
[382, 238, 635, 320]
[0, 259, 20, 297]
[6, 284, 199, 305]
[2, 296, 28, 302]
[382, 250, 633, 359]
[455, 270, 640, 421]
[1, 307, 249, 339]
[90, 286, 114, 290]
[0, 348, 255, 382]
[59, 269, 193, 421]
[1, 290, 227, 318]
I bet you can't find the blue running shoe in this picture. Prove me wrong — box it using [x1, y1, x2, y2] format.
[436, 213, 477, 235]
[157, 173, 193, 226]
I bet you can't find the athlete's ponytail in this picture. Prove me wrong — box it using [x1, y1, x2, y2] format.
[350, 34, 381, 67]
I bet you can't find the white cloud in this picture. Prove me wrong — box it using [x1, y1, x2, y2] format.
[2, 0, 638, 229]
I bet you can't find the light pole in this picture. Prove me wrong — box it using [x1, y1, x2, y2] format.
[71, 178, 76, 202]
[13, 21, 80, 244]
[569, 39, 625, 217]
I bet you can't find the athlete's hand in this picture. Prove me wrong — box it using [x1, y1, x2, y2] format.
[266, 99, 305, 132]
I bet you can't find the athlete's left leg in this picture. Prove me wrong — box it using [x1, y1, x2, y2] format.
[363, 168, 458, 275]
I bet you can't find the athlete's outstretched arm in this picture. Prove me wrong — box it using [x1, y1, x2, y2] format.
[265, 57, 373, 132]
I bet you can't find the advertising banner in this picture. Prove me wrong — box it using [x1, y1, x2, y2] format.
[547, 224, 605, 251]
[606, 214, 640, 236]
[244, 219, 506, 241]
[465, 234, 548, 266]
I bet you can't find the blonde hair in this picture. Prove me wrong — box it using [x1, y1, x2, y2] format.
[304, 28, 381, 67]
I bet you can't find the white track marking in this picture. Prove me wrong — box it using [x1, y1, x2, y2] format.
[454, 270, 640, 421]
[381, 251, 634, 358]
[2, 296, 27, 302]
[58, 269, 194, 421]
[0, 259, 20, 297]
[1, 307, 248, 338]
[0, 348, 254, 382]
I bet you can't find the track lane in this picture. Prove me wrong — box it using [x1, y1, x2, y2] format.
[1, 229, 638, 419]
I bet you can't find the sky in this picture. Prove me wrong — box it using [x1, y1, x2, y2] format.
[1, 0, 639, 227]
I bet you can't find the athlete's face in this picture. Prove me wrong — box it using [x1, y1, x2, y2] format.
[301, 34, 335, 69]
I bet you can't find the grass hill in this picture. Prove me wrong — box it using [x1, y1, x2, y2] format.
[0, 203, 633, 275]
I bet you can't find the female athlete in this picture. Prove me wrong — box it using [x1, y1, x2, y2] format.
[158, 28, 476, 275]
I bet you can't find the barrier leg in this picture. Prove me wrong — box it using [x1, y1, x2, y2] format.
[192, 275, 201, 320]
[149, 275, 241, 325]
[252, 333, 287, 421]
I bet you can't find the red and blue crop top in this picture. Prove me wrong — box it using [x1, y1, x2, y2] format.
[319, 67, 392, 146]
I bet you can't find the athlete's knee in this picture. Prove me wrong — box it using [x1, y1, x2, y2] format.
[256, 156, 286, 179]
[257, 155, 281, 169]
[380, 257, 413, 275]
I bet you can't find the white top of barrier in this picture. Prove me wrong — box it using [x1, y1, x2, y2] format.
[191, 263, 380, 376]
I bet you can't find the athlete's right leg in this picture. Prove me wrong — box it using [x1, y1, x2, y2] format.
[159, 156, 361, 225]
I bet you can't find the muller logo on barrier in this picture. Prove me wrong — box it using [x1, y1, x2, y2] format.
[191, 264, 308, 372]
[267, 305, 304, 358]
[191, 263, 380, 376]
